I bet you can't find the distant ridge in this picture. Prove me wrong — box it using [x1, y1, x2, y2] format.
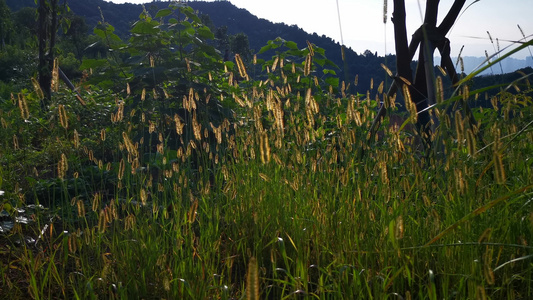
[438, 56, 533, 76]
[6, 0, 393, 93]
[6, 0, 531, 90]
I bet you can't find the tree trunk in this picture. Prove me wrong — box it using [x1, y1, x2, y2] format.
[38, 0, 51, 107]
[367, 0, 473, 152]
[38, 0, 59, 109]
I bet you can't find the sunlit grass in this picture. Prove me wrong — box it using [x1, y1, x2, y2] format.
[2, 67, 532, 298]
[1, 9, 533, 299]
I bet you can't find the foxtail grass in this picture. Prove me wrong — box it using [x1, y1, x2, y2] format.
[1, 33, 532, 300]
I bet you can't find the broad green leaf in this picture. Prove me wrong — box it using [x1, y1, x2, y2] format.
[93, 28, 106, 39]
[324, 59, 339, 69]
[300, 77, 311, 85]
[315, 58, 326, 67]
[175, 21, 196, 35]
[258, 44, 272, 54]
[107, 32, 123, 43]
[285, 41, 298, 50]
[131, 20, 160, 35]
[182, 8, 201, 24]
[97, 80, 114, 89]
[325, 77, 339, 87]
[79, 59, 109, 70]
[314, 47, 326, 56]
[155, 8, 172, 18]
[286, 49, 305, 57]
[61, 18, 71, 34]
[94, 23, 115, 37]
[224, 61, 235, 70]
[197, 26, 214, 39]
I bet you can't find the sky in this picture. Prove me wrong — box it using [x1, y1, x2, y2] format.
[106, 0, 533, 60]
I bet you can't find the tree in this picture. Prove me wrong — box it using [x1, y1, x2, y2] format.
[368, 0, 476, 150]
[199, 13, 215, 31]
[13, 7, 38, 48]
[37, 0, 60, 107]
[215, 25, 230, 56]
[0, 0, 13, 49]
[230, 33, 252, 63]
[63, 14, 88, 62]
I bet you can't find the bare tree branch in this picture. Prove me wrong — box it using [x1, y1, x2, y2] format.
[424, 0, 440, 27]
[392, 0, 412, 82]
[438, 0, 466, 36]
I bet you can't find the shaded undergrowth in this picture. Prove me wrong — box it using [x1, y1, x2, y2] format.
[1, 3, 533, 299]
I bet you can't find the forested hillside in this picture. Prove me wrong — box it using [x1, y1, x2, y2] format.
[0, 1, 532, 298]
[5, 0, 393, 94]
[5, 0, 531, 99]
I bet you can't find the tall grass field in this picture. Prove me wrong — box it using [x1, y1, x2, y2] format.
[1, 2, 533, 299]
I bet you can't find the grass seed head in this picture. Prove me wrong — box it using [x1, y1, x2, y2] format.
[272, 55, 279, 72]
[188, 200, 198, 224]
[307, 40, 315, 56]
[92, 193, 100, 212]
[174, 114, 184, 135]
[235, 54, 249, 80]
[58, 153, 68, 179]
[118, 159, 125, 180]
[454, 110, 464, 142]
[52, 58, 59, 92]
[58, 104, 69, 129]
[462, 85, 470, 102]
[77, 199, 86, 217]
[402, 85, 417, 123]
[18, 93, 29, 120]
[304, 54, 312, 76]
[68, 234, 78, 253]
[192, 112, 202, 140]
[31, 78, 44, 100]
[466, 128, 476, 157]
[140, 189, 148, 205]
[185, 57, 191, 72]
[246, 257, 260, 300]
[436, 76, 444, 104]
[98, 209, 106, 233]
[131, 158, 139, 174]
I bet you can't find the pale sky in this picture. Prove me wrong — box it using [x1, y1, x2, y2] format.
[107, 0, 533, 59]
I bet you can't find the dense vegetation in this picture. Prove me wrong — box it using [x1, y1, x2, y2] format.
[5, 0, 397, 95]
[1, 1, 532, 299]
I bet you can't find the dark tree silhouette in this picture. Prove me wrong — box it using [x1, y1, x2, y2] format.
[368, 0, 476, 150]
[64, 14, 89, 62]
[38, 0, 59, 107]
[0, 0, 13, 49]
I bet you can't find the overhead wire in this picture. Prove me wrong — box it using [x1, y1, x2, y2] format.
[335, 0, 350, 90]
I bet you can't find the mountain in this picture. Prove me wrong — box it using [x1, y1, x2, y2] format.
[6, 0, 392, 93]
[5, 0, 531, 95]
[434, 56, 533, 76]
